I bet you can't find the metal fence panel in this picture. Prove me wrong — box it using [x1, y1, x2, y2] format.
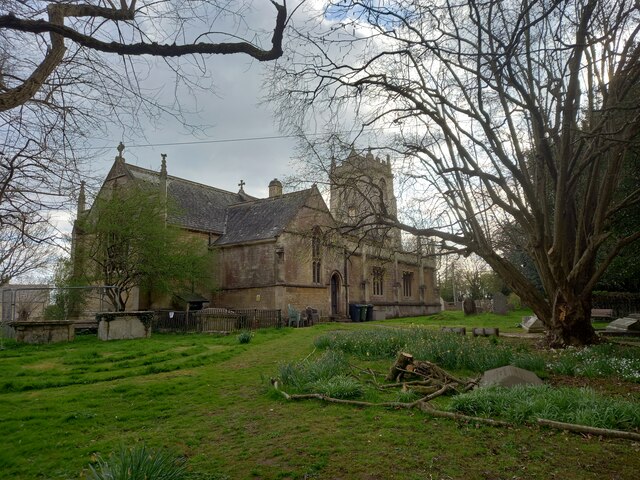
[153, 309, 282, 334]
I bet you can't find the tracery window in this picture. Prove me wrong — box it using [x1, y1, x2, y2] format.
[312, 227, 322, 284]
[403, 271, 413, 297]
[372, 267, 384, 296]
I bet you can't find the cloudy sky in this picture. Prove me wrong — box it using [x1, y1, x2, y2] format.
[36, 1, 314, 256]
[55, 1, 380, 239]
[101, 55, 297, 200]
[89, 27, 298, 200]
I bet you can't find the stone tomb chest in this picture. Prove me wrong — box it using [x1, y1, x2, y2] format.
[96, 311, 153, 340]
[9, 320, 74, 344]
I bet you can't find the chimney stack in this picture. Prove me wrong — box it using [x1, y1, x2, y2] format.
[269, 178, 283, 197]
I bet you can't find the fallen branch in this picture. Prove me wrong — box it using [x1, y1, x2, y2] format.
[418, 401, 512, 427]
[536, 418, 640, 441]
[349, 363, 385, 377]
[272, 379, 640, 441]
[378, 380, 435, 389]
[413, 360, 467, 385]
[409, 385, 441, 396]
[422, 384, 455, 401]
[461, 376, 481, 392]
[271, 379, 419, 408]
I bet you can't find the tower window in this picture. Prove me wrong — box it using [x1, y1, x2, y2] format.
[379, 178, 387, 204]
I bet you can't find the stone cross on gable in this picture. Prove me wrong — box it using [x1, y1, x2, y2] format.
[160, 153, 168, 178]
[238, 180, 246, 190]
[114, 142, 126, 166]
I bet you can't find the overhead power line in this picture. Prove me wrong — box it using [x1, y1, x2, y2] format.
[86, 127, 393, 150]
[127, 133, 301, 148]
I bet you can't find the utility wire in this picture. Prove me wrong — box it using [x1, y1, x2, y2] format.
[85, 127, 390, 150]
[124, 133, 300, 148]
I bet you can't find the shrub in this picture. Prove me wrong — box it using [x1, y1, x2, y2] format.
[88, 444, 186, 480]
[395, 389, 422, 403]
[315, 328, 519, 372]
[507, 293, 522, 310]
[310, 375, 364, 399]
[513, 354, 547, 376]
[237, 330, 252, 344]
[278, 350, 347, 391]
[449, 385, 640, 430]
[314, 329, 418, 358]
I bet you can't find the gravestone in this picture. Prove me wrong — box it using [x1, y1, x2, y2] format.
[463, 298, 477, 316]
[479, 365, 543, 388]
[441, 326, 466, 335]
[472, 327, 499, 337]
[492, 292, 508, 315]
[606, 317, 640, 333]
[521, 315, 545, 333]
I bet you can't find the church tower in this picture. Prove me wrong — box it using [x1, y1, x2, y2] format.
[329, 147, 402, 249]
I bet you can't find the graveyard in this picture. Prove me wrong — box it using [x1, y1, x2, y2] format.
[1, 309, 640, 479]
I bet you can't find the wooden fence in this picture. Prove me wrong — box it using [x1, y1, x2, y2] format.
[153, 309, 282, 334]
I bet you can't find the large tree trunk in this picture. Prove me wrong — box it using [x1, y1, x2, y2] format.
[546, 291, 598, 347]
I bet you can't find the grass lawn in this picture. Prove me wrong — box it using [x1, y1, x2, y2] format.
[380, 308, 532, 332]
[1, 315, 639, 480]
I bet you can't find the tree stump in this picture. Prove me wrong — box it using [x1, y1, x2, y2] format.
[386, 352, 414, 382]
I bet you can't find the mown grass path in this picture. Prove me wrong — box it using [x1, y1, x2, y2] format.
[1, 321, 639, 479]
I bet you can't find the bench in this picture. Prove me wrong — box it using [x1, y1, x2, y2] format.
[590, 309, 614, 321]
[304, 307, 320, 326]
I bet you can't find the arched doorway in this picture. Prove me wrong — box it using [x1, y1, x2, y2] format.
[330, 272, 341, 316]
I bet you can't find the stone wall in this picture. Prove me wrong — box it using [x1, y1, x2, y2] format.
[218, 242, 276, 289]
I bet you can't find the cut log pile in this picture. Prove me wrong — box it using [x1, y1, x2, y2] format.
[386, 352, 474, 391]
[271, 351, 640, 442]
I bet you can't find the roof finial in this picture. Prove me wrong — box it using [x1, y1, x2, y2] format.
[160, 153, 167, 178]
[366, 146, 374, 160]
[116, 142, 125, 160]
[77, 181, 86, 216]
[238, 179, 246, 192]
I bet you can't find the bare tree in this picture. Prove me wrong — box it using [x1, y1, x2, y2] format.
[0, 1, 286, 111]
[0, 210, 54, 287]
[0, 147, 58, 286]
[0, 1, 287, 283]
[272, 0, 640, 345]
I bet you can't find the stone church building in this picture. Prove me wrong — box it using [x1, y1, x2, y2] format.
[74, 145, 439, 320]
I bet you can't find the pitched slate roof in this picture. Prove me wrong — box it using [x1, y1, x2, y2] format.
[215, 189, 313, 245]
[125, 164, 255, 233]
